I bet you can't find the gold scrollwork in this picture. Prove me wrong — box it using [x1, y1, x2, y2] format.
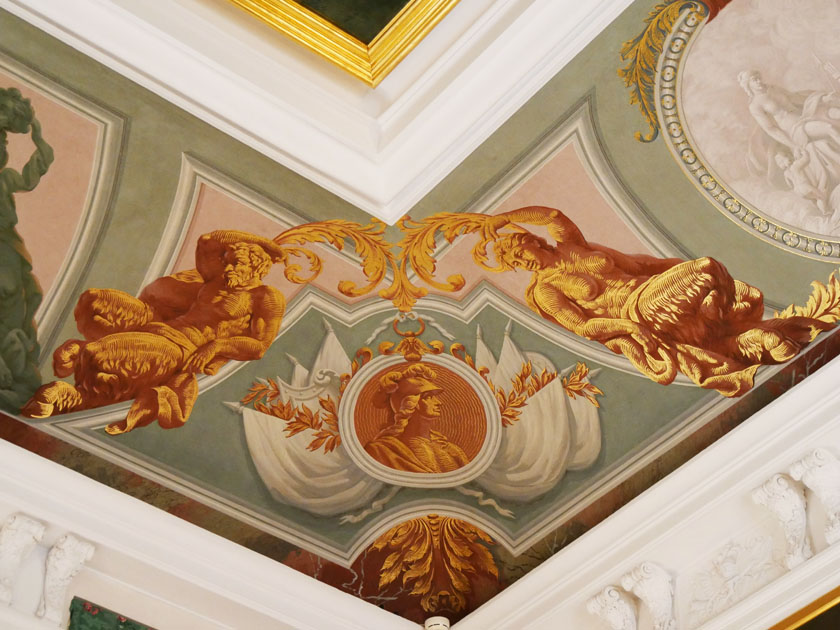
[618, 0, 709, 142]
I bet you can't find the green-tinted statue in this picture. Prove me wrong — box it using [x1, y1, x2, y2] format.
[0, 87, 53, 412]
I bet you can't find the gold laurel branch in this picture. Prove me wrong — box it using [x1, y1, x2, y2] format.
[449, 348, 561, 427]
[274, 219, 393, 297]
[372, 514, 498, 613]
[493, 362, 559, 427]
[240, 382, 341, 453]
[618, 0, 707, 142]
[449, 343, 491, 381]
[562, 362, 603, 407]
[775, 271, 840, 341]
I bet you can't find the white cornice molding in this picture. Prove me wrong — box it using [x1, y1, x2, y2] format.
[0, 440, 416, 630]
[3, 358, 840, 629]
[0, 0, 635, 222]
[455, 356, 840, 629]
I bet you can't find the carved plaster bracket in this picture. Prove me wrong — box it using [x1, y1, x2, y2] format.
[0, 514, 46, 605]
[36, 534, 95, 624]
[752, 474, 813, 569]
[790, 449, 840, 545]
[586, 586, 637, 630]
[620, 562, 676, 630]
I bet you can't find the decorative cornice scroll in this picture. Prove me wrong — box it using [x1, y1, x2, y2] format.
[37, 534, 96, 623]
[752, 474, 812, 569]
[790, 449, 840, 545]
[620, 562, 676, 630]
[0, 513, 46, 605]
[586, 586, 637, 630]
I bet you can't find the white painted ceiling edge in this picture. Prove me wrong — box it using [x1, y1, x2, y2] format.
[0, 0, 635, 223]
[0, 439, 418, 630]
[3, 356, 840, 629]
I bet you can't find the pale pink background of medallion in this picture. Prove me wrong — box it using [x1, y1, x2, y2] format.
[2, 69, 98, 294]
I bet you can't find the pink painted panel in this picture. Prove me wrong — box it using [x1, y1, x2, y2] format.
[431, 142, 654, 303]
[1, 69, 98, 294]
[172, 184, 371, 303]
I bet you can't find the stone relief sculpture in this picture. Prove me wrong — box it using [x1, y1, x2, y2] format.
[752, 474, 813, 570]
[587, 586, 638, 630]
[37, 533, 95, 624]
[0, 86, 52, 413]
[0, 513, 45, 605]
[789, 448, 840, 544]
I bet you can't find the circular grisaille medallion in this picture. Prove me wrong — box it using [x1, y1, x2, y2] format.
[338, 353, 501, 488]
[657, 2, 840, 260]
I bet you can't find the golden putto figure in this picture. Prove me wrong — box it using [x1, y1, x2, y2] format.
[22, 230, 288, 433]
[364, 364, 469, 473]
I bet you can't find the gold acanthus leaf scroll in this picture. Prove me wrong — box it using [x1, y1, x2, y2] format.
[618, 1, 708, 142]
[382, 213, 508, 312]
[372, 514, 498, 613]
[775, 272, 840, 339]
[273, 219, 393, 297]
[275, 217, 443, 312]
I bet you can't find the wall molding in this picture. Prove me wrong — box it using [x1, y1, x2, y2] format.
[0, 440, 416, 630]
[0, 0, 635, 222]
[455, 355, 840, 629]
[0, 50, 125, 365]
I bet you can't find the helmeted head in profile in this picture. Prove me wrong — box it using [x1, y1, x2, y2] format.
[374, 363, 443, 435]
[364, 363, 468, 474]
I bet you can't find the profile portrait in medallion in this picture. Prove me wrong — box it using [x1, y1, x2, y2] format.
[354, 362, 486, 474]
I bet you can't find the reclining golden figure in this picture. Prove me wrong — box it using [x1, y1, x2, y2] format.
[22, 230, 287, 434]
[397, 206, 834, 397]
[481, 206, 832, 396]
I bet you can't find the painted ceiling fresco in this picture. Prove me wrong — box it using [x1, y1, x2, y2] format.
[3, 0, 840, 624]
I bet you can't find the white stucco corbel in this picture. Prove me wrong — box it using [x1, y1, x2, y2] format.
[0, 513, 46, 605]
[752, 474, 812, 569]
[586, 585, 637, 630]
[789, 448, 840, 545]
[36, 534, 95, 624]
[620, 562, 675, 630]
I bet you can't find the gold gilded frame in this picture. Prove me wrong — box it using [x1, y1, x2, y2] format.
[770, 585, 840, 629]
[227, 0, 460, 86]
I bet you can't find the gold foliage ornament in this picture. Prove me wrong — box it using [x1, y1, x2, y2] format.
[372, 514, 498, 613]
[449, 345, 602, 426]
[775, 272, 840, 336]
[618, 0, 710, 142]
